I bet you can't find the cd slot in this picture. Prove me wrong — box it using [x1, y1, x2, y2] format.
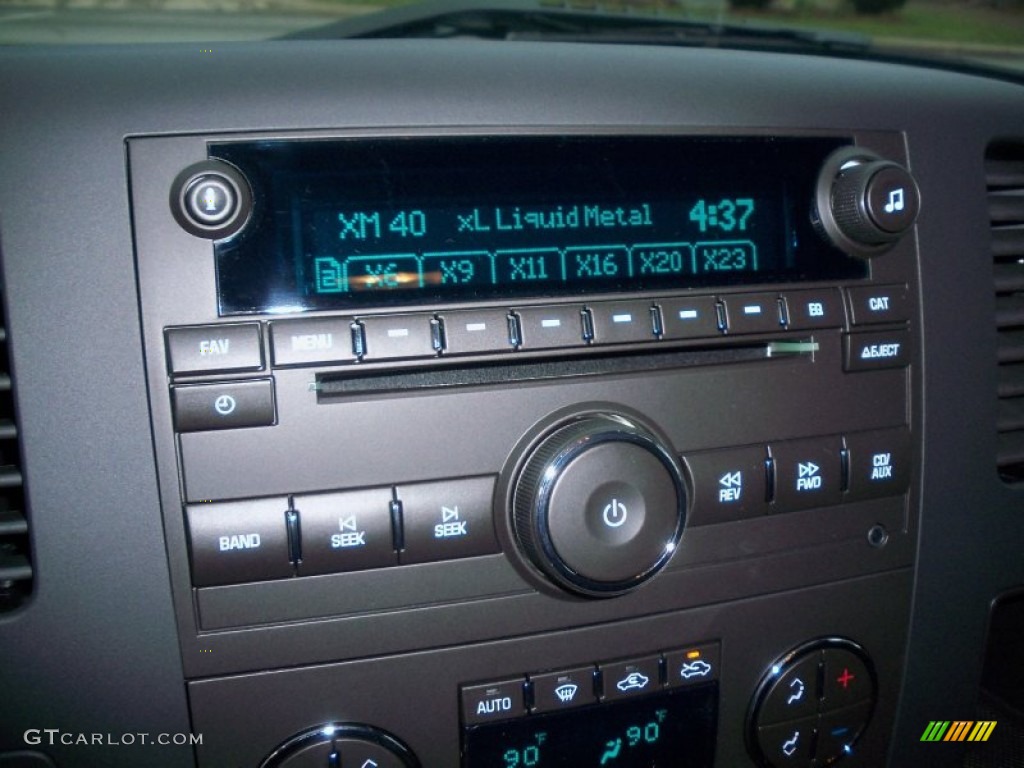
[316, 339, 817, 400]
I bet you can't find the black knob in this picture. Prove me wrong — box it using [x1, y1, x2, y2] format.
[513, 413, 686, 597]
[260, 722, 419, 768]
[815, 147, 920, 258]
[170, 160, 252, 240]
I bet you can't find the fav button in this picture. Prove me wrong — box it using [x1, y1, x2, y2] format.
[166, 323, 263, 376]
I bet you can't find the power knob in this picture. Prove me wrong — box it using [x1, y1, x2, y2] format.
[814, 147, 920, 258]
[512, 413, 686, 597]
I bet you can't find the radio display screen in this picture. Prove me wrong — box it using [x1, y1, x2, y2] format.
[461, 684, 717, 768]
[212, 136, 866, 315]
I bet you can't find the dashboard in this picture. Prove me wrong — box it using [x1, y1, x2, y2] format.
[0, 35, 1022, 768]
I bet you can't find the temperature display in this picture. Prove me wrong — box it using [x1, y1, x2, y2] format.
[462, 685, 717, 768]
[212, 135, 865, 315]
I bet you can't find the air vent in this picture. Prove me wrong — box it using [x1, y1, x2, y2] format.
[0, 290, 31, 610]
[989, 141, 1024, 483]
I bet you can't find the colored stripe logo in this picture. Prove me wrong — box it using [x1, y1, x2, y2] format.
[920, 721, 996, 742]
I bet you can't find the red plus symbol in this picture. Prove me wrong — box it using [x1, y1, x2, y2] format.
[836, 668, 855, 689]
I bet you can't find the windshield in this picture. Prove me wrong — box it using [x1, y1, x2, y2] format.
[1, 0, 1021, 78]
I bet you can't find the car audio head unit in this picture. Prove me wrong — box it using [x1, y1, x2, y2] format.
[130, 128, 920, 767]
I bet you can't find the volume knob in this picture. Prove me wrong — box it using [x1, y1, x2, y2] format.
[512, 413, 686, 597]
[815, 147, 920, 258]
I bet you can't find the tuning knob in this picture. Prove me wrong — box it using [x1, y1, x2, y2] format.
[814, 147, 920, 258]
[512, 413, 686, 597]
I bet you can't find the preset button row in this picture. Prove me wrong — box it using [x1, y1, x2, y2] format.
[164, 285, 909, 374]
[186, 476, 497, 587]
[683, 428, 911, 526]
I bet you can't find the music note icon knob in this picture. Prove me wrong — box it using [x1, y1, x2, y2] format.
[815, 146, 920, 258]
